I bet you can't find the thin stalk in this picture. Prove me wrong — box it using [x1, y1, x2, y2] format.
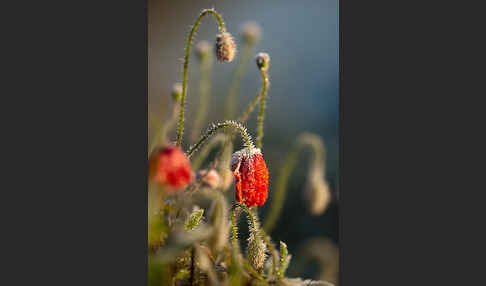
[186, 120, 254, 159]
[190, 55, 213, 143]
[177, 9, 226, 146]
[256, 69, 269, 149]
[190, 133, 226, 170]
[262, 133, 326, 233]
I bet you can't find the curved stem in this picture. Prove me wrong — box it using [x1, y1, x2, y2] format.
[177, 9, 226, 146]
[186, 120, 254, 158]
[262, 133, 326, 233]
[256, 69, 269, 149]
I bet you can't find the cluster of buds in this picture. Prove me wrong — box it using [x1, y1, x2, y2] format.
[231, 148, 269, 207]
[215, 32, 236, 62]
[148, 144, 193, 191]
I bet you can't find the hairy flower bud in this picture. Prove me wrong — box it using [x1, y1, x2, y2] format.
[171, 83, 182, 102]
[215, 32, 236, 62]
[198, 169, 220, 189]
[148, 145, 193, 191]
[247, 231, 267, 272]
[231, 148, 269, 207]
[241, 21, 262, 44]
[195, 40, 212, 61]
[256, 52, 270, 71]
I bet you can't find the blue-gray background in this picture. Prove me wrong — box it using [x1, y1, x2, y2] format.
[149, 0, 338, 278]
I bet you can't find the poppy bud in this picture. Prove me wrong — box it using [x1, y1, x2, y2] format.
[148, 145, 193, 191]
[198, 169, 221, 189]
[256, 52, 270, 71]
[215, 32, 236, 62]
[241, 21, 262, 45]
[305, 168, 331, 215]
[231, 148, 269, 206]
[171, 83, 182, 102]
[195, 40, 212, 61]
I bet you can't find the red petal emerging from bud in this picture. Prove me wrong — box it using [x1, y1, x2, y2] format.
[148, 145, 193, 191]
[231, 148, 269, 206]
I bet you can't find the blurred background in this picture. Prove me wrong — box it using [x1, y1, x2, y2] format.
[149, 0, 338, 280]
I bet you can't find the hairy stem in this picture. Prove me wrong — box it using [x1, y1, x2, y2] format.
[256, 69, 269, 149]
[177, 9, 226, 146]
[187, 120, 254, 159]
[263, 133, 326, 233]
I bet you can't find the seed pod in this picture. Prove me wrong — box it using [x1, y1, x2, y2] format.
[215, 32, 236, 62]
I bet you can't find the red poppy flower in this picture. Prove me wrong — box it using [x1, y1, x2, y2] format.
[148, 145, 193, 191]
[231, 148, 269, 206]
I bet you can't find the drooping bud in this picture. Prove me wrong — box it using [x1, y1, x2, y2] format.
[305, 168, 331, 215]
[256, 52, 270, 71]
[231, 148, 269, 207]
[148, 144, 193, 191]
[195, 40, 212, 61]
[171, 83, 182, 102]
[241, 21, 262, 45]
[198, 169, 221, 189]
[246, 229, 267, 272]
[215, 32, 236, 62]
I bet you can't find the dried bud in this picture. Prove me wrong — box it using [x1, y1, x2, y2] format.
[198, 169, 221, 189]
[148, 145, 193, 191]
[195, 40, 212, 61]
[305, 169, 331, 215]
[241, 21, 262, 44]
[231, 148, 269, 207]
[256, 52, 270, 71]
[171, 83, 182, 102]
[215, 32, 236, 62]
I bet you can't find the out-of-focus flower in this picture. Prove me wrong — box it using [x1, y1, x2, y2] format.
[215, 32, 236, 62]
[231, 148, 269, 206]
[195, 40, 212, 61]
[148, 145, 193, 191]
[171, 83, 182, 102]
[241, 21, 262, 44]
[198, 169, 221, 189]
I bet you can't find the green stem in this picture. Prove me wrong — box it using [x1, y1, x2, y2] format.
[256, 69, 269, 149]
[190, 55, 213, 144]
[186, 120, 254, 159]
[262, 133, 326, 233]
[177, 9, 226, 147]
